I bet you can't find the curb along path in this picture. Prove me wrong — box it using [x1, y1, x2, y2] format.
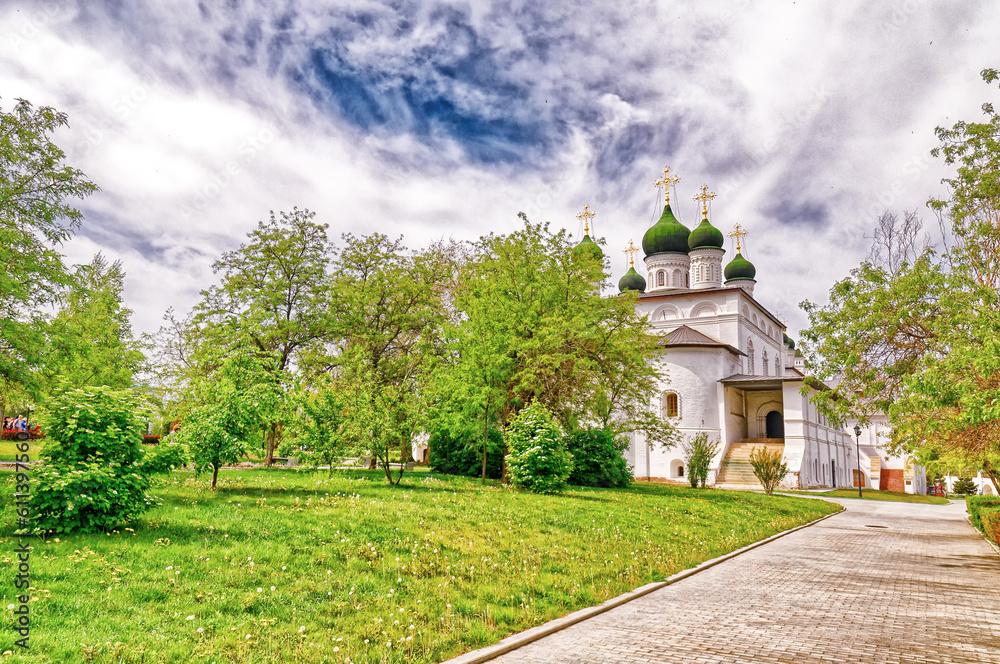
[444, 499, 1000, 664]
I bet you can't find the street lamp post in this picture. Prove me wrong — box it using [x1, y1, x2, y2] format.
[853, 424, 863, 498]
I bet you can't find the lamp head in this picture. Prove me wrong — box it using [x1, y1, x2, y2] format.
[853, 424, 862, 437]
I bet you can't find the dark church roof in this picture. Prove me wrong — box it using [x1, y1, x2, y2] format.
[658, 325, 746, 357]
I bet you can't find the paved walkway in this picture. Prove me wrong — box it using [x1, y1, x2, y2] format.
[482, 499, 1000, 664]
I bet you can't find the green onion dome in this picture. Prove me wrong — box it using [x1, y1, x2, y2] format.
[618, 266, 646, 293]
[573, 234, 604, 262]
[724, 252, 756, 281]
[642, 204, 690, 256]
[688, 217, 725, 250]
[783, 333, 795, 349]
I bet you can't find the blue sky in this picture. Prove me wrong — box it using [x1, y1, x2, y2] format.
[2, 0, 998, 337]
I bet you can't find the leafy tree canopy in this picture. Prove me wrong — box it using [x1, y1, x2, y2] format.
[801, 69, 1000, 489]
[0, 98, 98, 387]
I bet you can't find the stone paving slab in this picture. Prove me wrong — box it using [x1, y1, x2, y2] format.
[458, 498, 1000, 664]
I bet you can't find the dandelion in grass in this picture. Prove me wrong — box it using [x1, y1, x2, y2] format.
[186, 615, 195, 621]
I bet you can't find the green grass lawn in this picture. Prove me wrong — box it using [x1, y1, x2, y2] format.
[784, 488, 950, 505]
[0, 441, 44, 462]
[1, 469, 837, 664]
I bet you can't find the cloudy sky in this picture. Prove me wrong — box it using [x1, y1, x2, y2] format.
[2, 0, 997, 339]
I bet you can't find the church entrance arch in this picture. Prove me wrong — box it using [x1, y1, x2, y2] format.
[765, 410, 784, 439]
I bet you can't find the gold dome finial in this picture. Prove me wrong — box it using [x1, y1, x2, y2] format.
[728, 223, 748, 254]
[654, 166, 681, 205]
[693, 184, 717, 219]
[576, 204, 596, 235]
[623, 239, 639, 268]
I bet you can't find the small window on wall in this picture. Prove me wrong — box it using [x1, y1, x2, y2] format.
[657, 271, 665, 286]
[662, 392, 679, 418]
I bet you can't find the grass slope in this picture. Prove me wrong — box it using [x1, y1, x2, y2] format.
[1, 469, 837, 664]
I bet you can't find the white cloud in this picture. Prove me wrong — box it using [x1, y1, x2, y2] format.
[1, 0, 998, 341]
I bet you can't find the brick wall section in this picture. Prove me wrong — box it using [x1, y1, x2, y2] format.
[882, 468, 904, 492]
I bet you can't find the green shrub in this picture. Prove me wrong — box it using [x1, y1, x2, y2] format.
[428, 428, 503, 479]
[30, 386, 183, 533]
[680, 432, 721, 488]
[967, 495, 1000, 531]
[749, 446, 790, 496]
[565, 427, 631, 488]
[505, 402, 573, 494]
[982, 509, 1000, 547]
[953, 476, 978, 495]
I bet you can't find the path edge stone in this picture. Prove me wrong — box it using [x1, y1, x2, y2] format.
[439, 505, 845, 664]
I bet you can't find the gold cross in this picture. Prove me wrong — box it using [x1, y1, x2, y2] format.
[728, 223, 748, 254]
[692, 184, 717, 219]
[622, 239, 639, 267]
[653, 166, 681, 205]
[576, 204, 596, 235]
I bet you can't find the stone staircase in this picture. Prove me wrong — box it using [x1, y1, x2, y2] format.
[715, 439, 785, 490]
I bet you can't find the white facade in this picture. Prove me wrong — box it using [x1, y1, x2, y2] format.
[624, 283, 859, 489]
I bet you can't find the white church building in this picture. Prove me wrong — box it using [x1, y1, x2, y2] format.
[580, 167, 923, 492]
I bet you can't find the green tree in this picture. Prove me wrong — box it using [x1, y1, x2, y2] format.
[801, 69, 1000, 490]
[191, 208, 334, 465]
[284, 373, 352, 476]
[953, 476, 979, 496]
[39, 253, 145, 394]
[0, 98, 99, 390]
[431, 216, 672, 482]
[173, 339, 284, 489]
[326, 233, 447, 484]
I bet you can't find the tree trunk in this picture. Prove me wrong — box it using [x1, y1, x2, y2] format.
[265, 422, 277, 466]
[212, 464, 220, 490]
[481, 417, 489, 485]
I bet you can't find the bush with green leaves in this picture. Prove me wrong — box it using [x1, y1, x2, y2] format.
[967, 495, 1000, 531]
[749, 446, 790, 496]
[680, 432, 721, 488]
[565, 427, 631, 488]
[505, 401, 573, 493]
[429, 427, 503, 479]
[30, 386, 185, 533]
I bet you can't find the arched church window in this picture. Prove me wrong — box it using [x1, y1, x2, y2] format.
[673, 269, 681, 287]
[747, 339, 755, 374]
[657, 271, 665, 287]
[775, 356, 780, 376]
[662, 392, 679, 418]
[762, 350, 769, 376]
[685, 272, 689, 288]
